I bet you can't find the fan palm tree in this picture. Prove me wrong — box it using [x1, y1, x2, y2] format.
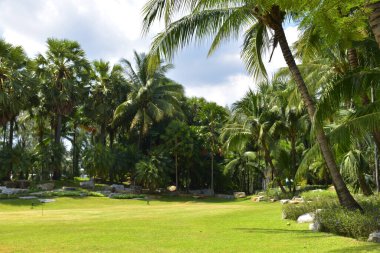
[35, 38, 90, 179]
[113, 52, 184, 152]
[142, 0, 361, 209]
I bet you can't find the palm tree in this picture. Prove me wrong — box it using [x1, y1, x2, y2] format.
[0, 40, 34, 180]
[113, 52, 184, 152]
[35, 38, 90, 179]
[142, 0, 361, 209]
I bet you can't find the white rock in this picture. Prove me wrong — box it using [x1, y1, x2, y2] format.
[368, 231, 380, 243]
[1, 188, 28, 195]
[280, 199, 290, 204]
[38, 199, 56, 203]
[233, 192, 246, 198]
[111, 184, 125, 192]
[297, 213, 315, 223]
[19, 196, 37, 200]
[309, 222, 321, 232]
[37, 183, 54, 191]
[80, 180, 95, 189]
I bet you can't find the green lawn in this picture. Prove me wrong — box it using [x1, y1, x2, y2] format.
[0, 197, 378, 252]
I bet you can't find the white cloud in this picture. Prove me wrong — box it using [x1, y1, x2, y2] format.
[0, 1, 300, 106]
[185, 74, 255, 106]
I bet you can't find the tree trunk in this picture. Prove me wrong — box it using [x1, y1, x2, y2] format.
[210, 152, 214, 191]
[8, 118, 14, 178]
[72, 121, 79, 177]
[262, 142, 287, 193]
[358, 171, 373, 196]
[369, 2, 380, 48]
[175, 152, 178, 189]
[273, 22, 362, 210]
[52, 114, 62, 180]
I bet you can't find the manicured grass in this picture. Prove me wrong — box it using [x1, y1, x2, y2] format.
[0, 197, 378, 252]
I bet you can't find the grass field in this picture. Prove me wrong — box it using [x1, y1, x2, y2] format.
[0, 197, 378, 252]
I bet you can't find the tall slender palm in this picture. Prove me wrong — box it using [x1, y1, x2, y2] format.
[35, 38, 90, 179]
[0, 40, 34, 179]
[143, 0, 361, 210]
[113, 52, 184, 152]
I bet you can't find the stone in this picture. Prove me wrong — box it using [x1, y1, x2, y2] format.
[215, 194, 234, 199]
[251, 196, 265, 202]
[1, 188, 28, 195]
[368, 231, 380, 243]
[233, 192, 246, 198]
[292, 197, 304, 203]
[280, 199, 290, 204]
[62, 186, 77, 191]
[80, 180, 95, 189]
[309, 222, 321, 232]
[270, 198, 277, 202]
[19, 196, 37, 200]
[111, 184, 125, 193]
[297, 213, 315, 223]
[0, 186, 7, 192]
[37, 183, 55, 191]
[38, 199, 56, 203]
[289, 200, 302, 204]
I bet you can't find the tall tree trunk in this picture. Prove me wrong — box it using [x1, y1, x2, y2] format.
[72, 121, 79, 177]
[100, 123, 106, 146]
[8, 118, 14, 179]
[52, 114, 62, 180]
[369, 2, 380, 48]
[175, 152, 178, 189]
[262, 142, 287, 193]
[210, 152, 214, 192]
[273, 21, 362, 210]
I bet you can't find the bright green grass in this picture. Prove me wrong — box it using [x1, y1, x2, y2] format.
[0, 197, 378, 253]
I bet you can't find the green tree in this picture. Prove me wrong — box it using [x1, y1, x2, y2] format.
[113, 52, 184, 152]
[143, 0, 361, 210]
[35, 38, 90, 179]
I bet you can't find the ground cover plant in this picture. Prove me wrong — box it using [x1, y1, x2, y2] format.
[0, 197, 378, 253]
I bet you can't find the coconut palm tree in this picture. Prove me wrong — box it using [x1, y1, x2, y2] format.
[113, 52, 184, 152]
[142, 0, 361, 209]
[35, 38, 90, 179]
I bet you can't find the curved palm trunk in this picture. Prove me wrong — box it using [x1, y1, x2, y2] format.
[262, 141, 287, 193]
[369, 2, 380, 48]
[272, 21, 362, 210]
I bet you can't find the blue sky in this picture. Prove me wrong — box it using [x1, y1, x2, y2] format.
[0, 0, 299, 106]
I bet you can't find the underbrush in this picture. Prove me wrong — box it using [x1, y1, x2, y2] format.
[282, 191, 380, 240]
[109, 194, 145, 199]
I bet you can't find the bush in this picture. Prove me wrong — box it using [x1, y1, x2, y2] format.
[282, 192, 380, 241]
[317, 207, 380, 240]
[265, 188, 292, 200]
[282, 198, 339, 220]
[109, 194, 145, 199]
[301, 189, 337, 201]
[33, 190, 105, 198]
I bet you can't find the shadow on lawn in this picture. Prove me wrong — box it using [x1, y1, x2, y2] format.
[150, 195, 241, 204]
[234, 227, 330, 237]
[328, 244, 380, 252]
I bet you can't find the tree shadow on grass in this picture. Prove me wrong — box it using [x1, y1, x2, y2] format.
[234, 227, 332, 238]
[328, 244, 380, 252]
[149, 195, 240, 204]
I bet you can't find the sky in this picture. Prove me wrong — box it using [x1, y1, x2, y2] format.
[0, 0, 299, 106]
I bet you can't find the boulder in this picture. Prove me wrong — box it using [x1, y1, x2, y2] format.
[292, 197, 304, 203]
[309, 222, 321, 232]
[38, 199, 56, 203]
[80, 180, 95, 189]
[0, 186, 7, 192]
[62, 187, 77, 191]
[280, 199, 290, 204]
[1, 188, 28, 195]
[297, 213, 315, 223]
[251, 196, 265, 202]
[37, 183, 55, 191]
[368, 231, 380, 243]
[215, 194, 234, 199]
[19, 196, 37, 200]
[111, 184, 125, 193]
[233, 192, 246, 198]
